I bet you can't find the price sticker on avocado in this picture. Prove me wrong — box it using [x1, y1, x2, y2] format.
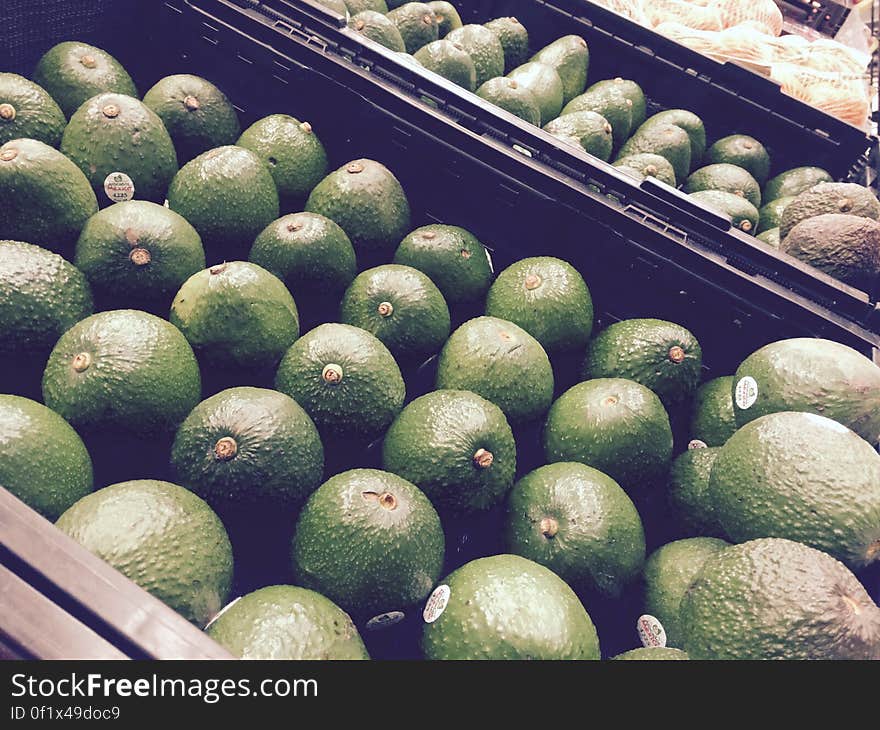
[735, 375, 758, 410]
[636, 614, 667, 648]
[423, 585, 450, 623]
[104, 171, 135, 203]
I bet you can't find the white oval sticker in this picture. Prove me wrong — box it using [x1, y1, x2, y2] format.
[688, 439, 708, 450]
[422, 584, 450, 624]
[734, 375, 758, 410]
[365, 611, 405, 631]
[637, 614, 667, 648]
[204, 595, 241, 630]
[103, 171, 135, 203]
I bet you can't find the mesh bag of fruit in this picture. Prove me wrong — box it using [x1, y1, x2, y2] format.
[770, 63, 871, 128]
[645, 0, 723, 31]
[711, 0, 783, 36]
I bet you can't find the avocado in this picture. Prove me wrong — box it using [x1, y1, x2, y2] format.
[530, 35, 589, 105]
[483, 17, 529, 72]
[42, 309, 201, 436]
[643, 537, 729, 647]
[0, 73, 66, 147]
[612, 647, 689, 660]
[206, 585, 370, 659]
[392, 224, 493, 307]
[485, 256, 593, 352]
[74, 200, 205, 312]
[349, 11, 407, 53]
[617, 123, 691, 183]
[783, 213, 880, 291]
[639, 109, 706, 169]
[763, 166, 832, 203]
[543, 111, 613, 161]
[421, 554, 601, 659]
[613, 153, 677, 186]
[757, 195, 795, 233]
[305, 158, 410, 259]
[171, 386, 323, 509]
[32, 42, 137, 119]
[167, 145, 279, 262]
[0, 240, 93, 355]
[779, 182, 880, 239]
[689, 376, 737, 446]
[709, 411, 880, 569]
[142, 74, 240, 165]
[414, 40, 477, 91]
[688, 190, 759, 234]
[756, 227, 780, 247]
[56, 479, 233, 626]
[0, 138, 98, 255]
[60, 93, 178, 205]
[588, 78, 645, 128]
[170, 261, 299, 372]
[505, 462, 645, 598]
[706, 134, 770, 184]
[386, 3, 439, 54]
[435, 316, 553, 424]
[427, 1, 462, 36]
[291, 468, 444, 614]
[732, 337, 880, 443]
[382, 389, 516, 514]
[344, 0, 387, 13]
[680, 538, 880, 659]
[340, 264, 450, 362]
[547, 133, 585, 152]
[506, 62, 564, 126]
[314, 0, 348, 14]
[476, 77, 542, 126]
[563, 86, 633, 150]
[583, 318, 702, 406]
[446, 25, 506, 88]
[0, 395, 92, 521]
[667, 447, 724, 537]
[274, 322, 405, 440]
[249, 212, 357, 301]
[543, 378, 673, 488]
[684, 163, 761, 208]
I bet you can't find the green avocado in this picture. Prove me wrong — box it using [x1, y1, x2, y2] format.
[617, 123, 691, 183]
[689, 376, 737, 446]
[639, 109, 706, 169]
[613, 153, 677, 187]
[427, 1, 462, 36]
[530, 35, 589, 105]
[477, 77, 541, 125]
[688, 190, 759, 234]
[344, 0, 387, 14]
[483, 17, 529, 72]
[507, 62, 564, 127]
[779, 182, 880, 239]
[762, 166, 832, 204]
[706, 134, 770, 184]
[756, 227, 780, 247]
[0, 73, 66, 146]
[349, 11, 407, 53]
[386, 3, 439, 54]
[414, 40, 478, 91]
[612, 647, 689, 660]
[543, 111, 613, 160]
[563, 86, 633, 150]
[757, 195, 795, 233]
[588, 78, 645, 128]
[446, 25, 505, 88]
[684, 163, 761, 208]
[667, 446, 724, 537]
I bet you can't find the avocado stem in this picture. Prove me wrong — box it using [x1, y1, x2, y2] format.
[80, 55, 97, 69]
[540, 517, 559, 538]
[378, 492, 397, 510]
[841, 595, 862, 616]
[71, 352, 91, 373]
[377, 301, 394, 317]
[346, 162, 364, 174]
[102, 104, 120, 119]
[213, 436, 238, 462]
[129, 247, 151, 266]
[183, 95, 200, 111]
[0, 149, 18, 162]
[0, 104, 15, 122]
[524, 273, 542, 291]
[668, 345, 686, 363]
[867, 540, 880, 562]
[472, 448, 494, 469]
[322, 363, 343, 385]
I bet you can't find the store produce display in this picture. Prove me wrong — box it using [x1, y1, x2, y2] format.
[1, 2, 880, 662]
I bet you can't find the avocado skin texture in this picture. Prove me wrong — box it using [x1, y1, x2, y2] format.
[291, 468, 445, 614]
[732, 337, 880, 444]
[315, 0, 348, 13]
[349, 11, 407, 53]
[613, 153, 676, 186]
[756, 227, 780, 247]
[642, 537, 729, 647]
[707, 134, 770, 184]
[274, 322, 405, 440]
[762, 166, 832, 204]
[0, 395, 93, 521]
[543, 111, 613, 161]
[783, 214, 880, 291]
[689, 376, 737, 447]
[382, 389, 516, 514]
[61, 93, 178, 205]
[446, 25, 506, 88]
[617, 123, 691, 184]
[436, 316, 554, 425]
[414, 40, 477, 91]
[612, 647, 689, 660]
[170, 261, 299, 372]
[589, 78, 645, 128]
[709, 411, 880, 569]
[305, 158, 410, 258]
[387, 3, 439, 54]
[250, 212, 356, 299]
[530, 35, 589, 105]
[685, 163, 761, 208]
[688, 190, 759, 234]
[757, 195, 795, 233]
[42, 309, 201, 436]
[641, 109, 706, 167]
[393, 224, 493, 306]
[484, 17, 529, 72]
[779, 182, 880, 239]
[206, 585, 370, 660]
[56, 480, 233, 626]
[583, 318, 702, 406]
[0, 138, 98, 255]
[681, 537, 880, 660]
[340, 264, 450, 362]
[507, 62, 564, 128]
[143, 74, 241, 165]
[505, 462, 645, 598]
[0, 240, 93, 354]
[32, 41, 137, 119]
[427, 1, 462, 36]
[485, 256, 593, 353]
[421, 554, 601, 659]
[543, 378, 673, 488]
[345, 0, 388, 13]
[75, 200, 205, 312]
[564, 86, 633, 150]
[667, 447, 724, 537]
[476, 77, 542, 126]
[168, 145, 279, 262]
[0, 73, 66, 147]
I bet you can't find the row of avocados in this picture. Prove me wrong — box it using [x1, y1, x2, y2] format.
[1, 39, 879, 660]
